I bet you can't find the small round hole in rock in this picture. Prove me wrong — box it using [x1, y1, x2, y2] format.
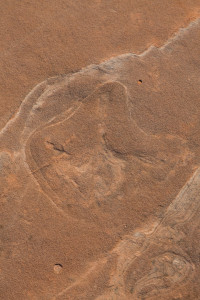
[137, 79, 143, 84]
[54, 264, 63, 274]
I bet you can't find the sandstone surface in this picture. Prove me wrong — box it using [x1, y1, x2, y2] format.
[1, 1, 200, 299]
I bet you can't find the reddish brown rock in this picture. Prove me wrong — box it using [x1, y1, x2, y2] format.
[1, 1, 200, 130]
[1, 2, 200, 300]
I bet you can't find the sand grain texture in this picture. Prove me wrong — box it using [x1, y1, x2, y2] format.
[1, 1, 200, 300]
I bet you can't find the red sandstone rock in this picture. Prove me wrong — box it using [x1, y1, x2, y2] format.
[1, 2, 200, 300]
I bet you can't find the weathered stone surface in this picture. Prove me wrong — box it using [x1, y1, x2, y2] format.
[1, 2, 200, 300]
[1, 1, 200, 130]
